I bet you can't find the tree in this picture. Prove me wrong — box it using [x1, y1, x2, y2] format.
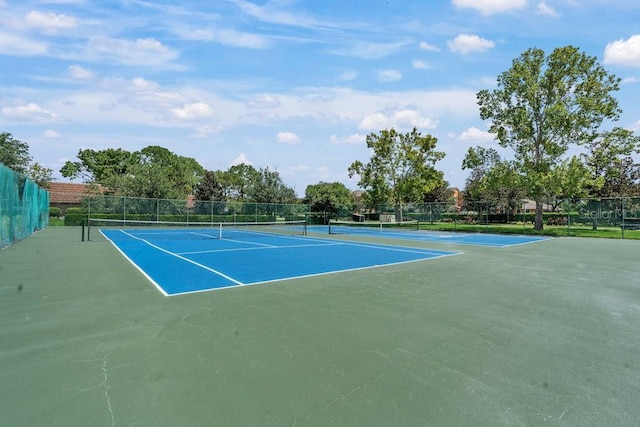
[581, 127, 640, 197]
[60, 148, 137, 186]
[477, 45, 621, 230]
[194, 170, 224, 201]
[216, 163, 260, 201]
[61, 146, 204, 199]
[462, 146, 525, 216]
[304, 182, 354, 223]
[27, 163, 54, 189]
[1, 132, 54, 187]
[545, 156, 594, 212]
[0, 132, 32, 174]
[248, 167, 296, 204]
[423, 180, 453, 203]
[348, 127, 445, 220]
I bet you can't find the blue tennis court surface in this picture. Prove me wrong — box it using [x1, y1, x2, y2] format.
[318, 224, 551, 247]
[101, 228, 459, 296]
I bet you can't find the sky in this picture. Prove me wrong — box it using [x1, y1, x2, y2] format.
[1, 0, 640, 196]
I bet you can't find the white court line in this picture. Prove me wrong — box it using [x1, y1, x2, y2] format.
[167, 251, 464, 297]
[100, 230, 169, 297]
[115, 229, 245, 286]
[178, 241, 343, 255]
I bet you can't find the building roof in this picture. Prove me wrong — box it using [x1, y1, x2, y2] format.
[48, 182, 102, 203]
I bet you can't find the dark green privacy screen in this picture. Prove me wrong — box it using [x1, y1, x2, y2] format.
[0, 163, 49, 248]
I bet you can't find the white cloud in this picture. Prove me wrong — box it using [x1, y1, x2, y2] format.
[329, 134, 366, 145]
[604, 35, 640, 68]
[247, 94, 281, 109]
[359, 109, 438, 131]
[231, 153, 252, 166]
[536, 1, 559, 17]
[172, 102, 214, 120]
[452, 0, 527, 15]
[459, 126, 495, 143]
[339, 70, 358, 81]
[412, 60, 431, 70]
[276, 131, 301, 144]
[447, 34, 495, 54]
[68, 65, 93, 80]
[191, 125, 223, 138]
[419, 41, 439, 52]
[1, 103, 61, 123]
[174, 26, 269, 49]
[630, 120, 640, 132]
[24, 10, 77, 34]
[85, 37, 179, 67]
[43, 129, 61, 138]
[0, 31, 48, 56]
[378, 69, 402, 82]
[621, 77, 639, 84]
[329, 40, 410, 60]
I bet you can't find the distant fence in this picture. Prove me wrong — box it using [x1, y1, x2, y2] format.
[0, 163, 49, 248]
[63, 194, 311, 225]
[333, 197, 640, 238]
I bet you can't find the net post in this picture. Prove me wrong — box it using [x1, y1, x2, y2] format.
[218, 223, 223, 239]
[87, 218, 91, 241]
[81, 219, 85, 242]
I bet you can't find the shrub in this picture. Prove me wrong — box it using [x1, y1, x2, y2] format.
[49, 207, 62, 218]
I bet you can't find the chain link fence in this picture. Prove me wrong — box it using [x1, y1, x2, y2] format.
[64, 194, 310, 225]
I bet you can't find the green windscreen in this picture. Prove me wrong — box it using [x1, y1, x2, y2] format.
[0, 163, 49, 249]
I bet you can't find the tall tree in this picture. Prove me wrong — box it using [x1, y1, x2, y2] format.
[1, 132, 53, 187]
[194, 170, 225, 201]
[248, 167, 296, 204]
[216, 163, 260, 201]
[422, 180, 453, 203]
[581, 127, 640, 197]
[348, 127, 445, 219]
[61, 146, 204, 199]
[477, 46, 621, 230]
[462, 146, 525, 214]
[60, 148, 136, 186]
[0, 132, 32, 174]
[304, 182, 354, 223]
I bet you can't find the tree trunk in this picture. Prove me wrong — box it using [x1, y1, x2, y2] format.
[534, 200, 544, 230]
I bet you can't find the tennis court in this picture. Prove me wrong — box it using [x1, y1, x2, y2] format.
[323, 221, 550, 247]
[95, 221, 459, 295]
[2, 226, 640, 426]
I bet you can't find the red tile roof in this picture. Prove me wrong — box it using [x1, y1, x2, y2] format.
[48, 182, 103, 203]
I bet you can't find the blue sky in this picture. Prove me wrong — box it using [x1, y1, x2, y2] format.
[1, 0, 639, 196]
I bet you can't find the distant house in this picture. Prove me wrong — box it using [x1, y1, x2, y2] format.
[48, 182, 104, 214]
[449, 187, 463, 210]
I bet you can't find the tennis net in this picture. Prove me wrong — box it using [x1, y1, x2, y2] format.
[328, 220, 419, 235]
[86, 218, 307, 241]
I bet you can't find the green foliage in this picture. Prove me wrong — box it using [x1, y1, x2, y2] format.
[304, 182, 354, 219]
[60, 146, 204, 199]
[0, 132, 32, 174]
[49, 207, 62, 218]
[348, 127, 445, 210]
[249, 167, 297, 204]
[63, 207, 87, 226]
[477, 45, 621, 230]
[462, 147, 524, 213]
[216, 164, 260, 201]
[581, 127, 640, 197]
[194, 170, 225, 201]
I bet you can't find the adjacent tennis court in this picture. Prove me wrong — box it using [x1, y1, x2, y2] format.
[323, 221, 550, 247]
[3, 226, 640, 426]
[95, 220, 459, 295]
